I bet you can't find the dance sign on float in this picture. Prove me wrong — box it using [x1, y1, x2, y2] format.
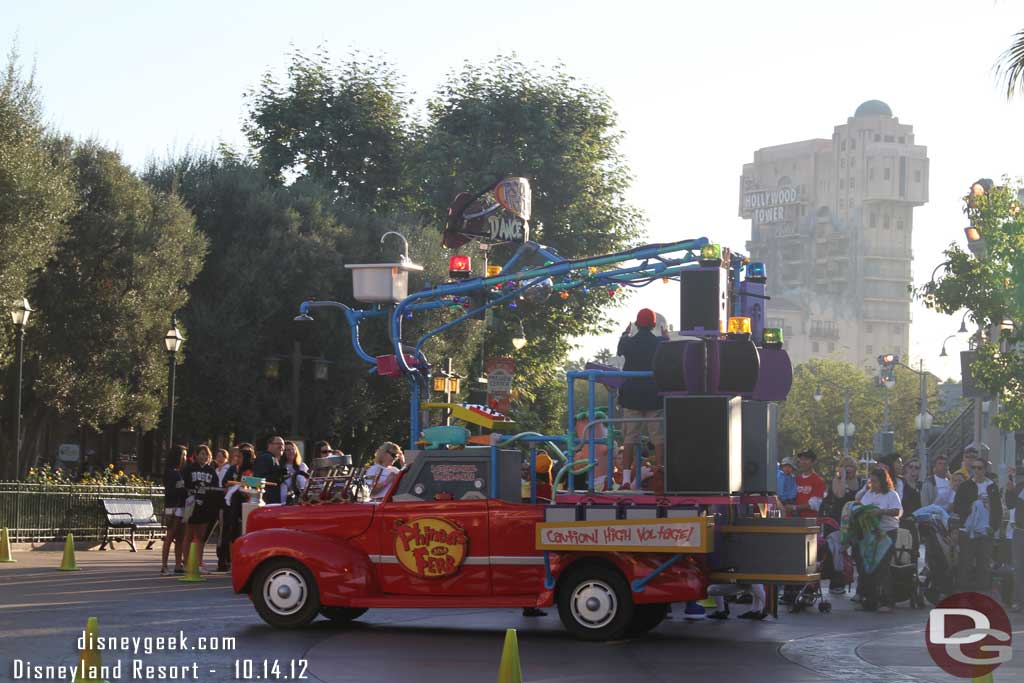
[925, 592, 1013, 679]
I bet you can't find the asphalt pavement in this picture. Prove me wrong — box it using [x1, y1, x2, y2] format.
[1, 548, 1020, 683]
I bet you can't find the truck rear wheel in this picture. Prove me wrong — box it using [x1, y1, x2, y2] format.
[251, 558, 321, 628]
[557, 564, 634, 641]
[627, 603, 669, 635]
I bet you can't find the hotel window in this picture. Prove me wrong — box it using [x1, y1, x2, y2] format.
[869, 167, 875, 180]
[840, 179, 845, 190]
[850, 157, 856, 167]
[885, 135, 895, 142]
[896, 219, 904, 230]
[840, 158, 846, 168]
[812, 342, 820, 353]
[866, 323, 874, 333]
[829, 342, 836, 352]
[851, 139, 856, 150]
[869, 213, 877, 228]
[884, 167, 891, 180]
[874, 134, 881, 142]
[866, 345, 873, 354]
[850, 177, 855, 189]
[883, 214, 891, 229]
[841, 140, 847, 151]
[898, 136, 905, 144]
[915, 170, 922, 182]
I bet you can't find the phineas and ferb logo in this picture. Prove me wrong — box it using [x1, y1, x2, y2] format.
[394, 517, 468, 578]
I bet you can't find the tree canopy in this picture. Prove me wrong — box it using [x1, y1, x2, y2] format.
[30, 141, 206, 432]
[0, 51, 76, 372]
[778, 358, 941, 475]
[919, 180, 1024, 430]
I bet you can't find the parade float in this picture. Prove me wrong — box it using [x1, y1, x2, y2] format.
[231, 177, 818, 640]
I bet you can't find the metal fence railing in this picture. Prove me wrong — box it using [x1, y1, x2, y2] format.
[0, 482, 165, 543]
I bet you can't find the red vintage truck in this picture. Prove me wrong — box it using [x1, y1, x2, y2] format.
[232, 448, 817, 640]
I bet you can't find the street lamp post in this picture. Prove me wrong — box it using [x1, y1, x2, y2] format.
[164, 318, 184, 453]
[10, 299, 32, 480]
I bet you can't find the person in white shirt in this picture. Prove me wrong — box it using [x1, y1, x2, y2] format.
[920, 455, 955, 511]
[854, 468, 902, 612]
[365, 442, 404, 501]
[279, 441, 310, 504]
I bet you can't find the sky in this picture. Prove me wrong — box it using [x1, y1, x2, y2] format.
[5, 0, 1024, 381]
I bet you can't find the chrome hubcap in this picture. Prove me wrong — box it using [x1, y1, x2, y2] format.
[263, 568, 307, 616]
[570, 579, 617, 629]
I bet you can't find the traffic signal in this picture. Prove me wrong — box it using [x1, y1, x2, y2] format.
[877, 353, 898, 383]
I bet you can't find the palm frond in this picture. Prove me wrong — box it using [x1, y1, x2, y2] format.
[995, 28, 1024, 99]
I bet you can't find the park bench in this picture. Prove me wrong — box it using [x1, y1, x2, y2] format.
[99, 498, 164, 551]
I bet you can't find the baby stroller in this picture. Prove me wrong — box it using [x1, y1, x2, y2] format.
[918, 516, 956, 605]
[789, 517, 840, 614]
[889, 522, 925, 608]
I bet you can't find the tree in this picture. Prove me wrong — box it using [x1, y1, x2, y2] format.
[996, 29, 1024, 99]
[28, 141, 206, 440]
[244, 49, 413, 213]
[0, 50, 75, 373]
[919, 179, 1024, 430]
[418, 56, 644, 436]
[779, 359, 943, 475]
[778, 359, 882, 474]
[143, 152, 481, 454]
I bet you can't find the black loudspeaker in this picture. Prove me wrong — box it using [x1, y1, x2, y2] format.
[711, 338, 760, 394]
[741, 401, 775, 493]
[664, 396, 742, 494]
[652, 339, 706, 393]
[680, 268, 727, 334]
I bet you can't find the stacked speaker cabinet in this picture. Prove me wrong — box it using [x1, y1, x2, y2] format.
[740, 400, 778, 494]
[664, 396, 742, 494]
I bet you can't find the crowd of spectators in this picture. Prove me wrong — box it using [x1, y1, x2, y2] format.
[778, 446, 1021, 613]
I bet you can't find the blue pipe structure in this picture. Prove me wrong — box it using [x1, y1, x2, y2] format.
[296, 235, 751, 447]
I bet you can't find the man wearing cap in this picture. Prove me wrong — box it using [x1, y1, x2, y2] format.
[788, 449, 826, 518]
[777, 457, 797, 509]
[617, 308, 667, 491]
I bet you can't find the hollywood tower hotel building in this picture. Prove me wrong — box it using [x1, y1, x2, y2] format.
[738, 100, 929, 371]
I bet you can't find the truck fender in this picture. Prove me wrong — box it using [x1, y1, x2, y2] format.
[232, 529, 376, 606]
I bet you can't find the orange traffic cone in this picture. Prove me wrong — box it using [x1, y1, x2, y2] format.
[0, 527, 14, 563]
[58, 533, 80, 571]
[497, 628, 522, 683]
[177, 543, 205, 583]
[75, 616, 109, 682]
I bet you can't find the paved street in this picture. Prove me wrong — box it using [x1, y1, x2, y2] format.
[1, 548, 1021, 682]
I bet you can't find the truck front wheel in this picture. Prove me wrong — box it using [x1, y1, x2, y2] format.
[251, 558, 321, 628]
[557, 564, 634, 641]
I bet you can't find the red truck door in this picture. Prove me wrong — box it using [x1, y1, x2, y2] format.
[487, 500, 546, 596]
[376, 500, 491, 596]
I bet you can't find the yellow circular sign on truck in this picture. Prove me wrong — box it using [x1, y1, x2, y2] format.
[394, 517, 468, 578]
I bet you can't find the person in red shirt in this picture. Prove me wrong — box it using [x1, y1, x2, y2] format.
[787, 449, 826, 518]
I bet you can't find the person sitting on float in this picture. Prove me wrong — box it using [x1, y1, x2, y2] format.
[365, 442, 404, 501]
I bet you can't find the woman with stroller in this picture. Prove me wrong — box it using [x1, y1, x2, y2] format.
[821, 456, 860, 594]
[854, 468, 902, 612]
